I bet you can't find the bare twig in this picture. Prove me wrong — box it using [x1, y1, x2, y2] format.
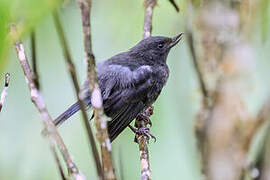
[235, 96, 270, 178]
[50, 145, 67, 180]
[168, 0, 179, 12]
[143, 0, 157, 39]
[186, 30, 208, 99]
[14, 41, 83, 180]
[30, 31, 67, 179]
[52, 11, 104, 180]
[30, 31, 40, 90]
[0, 73, 10, 112]
[133, 1, 158, 179]
[256, 124, 270, 180]
[188, 1, 265, 179]
[76, 0, 116, 179]
[186, 22, 210, 167]
[135, 106, 154, 180]
[244, 97, 270, 149]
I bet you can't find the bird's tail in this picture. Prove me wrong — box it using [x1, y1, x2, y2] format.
[54, 98, 91, 126]
[54, 102, 80, 126]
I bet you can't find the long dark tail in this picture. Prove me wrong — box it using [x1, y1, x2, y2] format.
[54, 98, 91, 126]
[54, 102, 80, 126]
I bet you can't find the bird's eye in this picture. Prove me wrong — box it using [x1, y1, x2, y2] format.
[158, 43, 164, 49]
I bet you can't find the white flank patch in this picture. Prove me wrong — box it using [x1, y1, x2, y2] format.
[141, 65, 152, 72]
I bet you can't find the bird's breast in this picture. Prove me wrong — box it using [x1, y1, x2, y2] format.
[146, 65, 169, 105]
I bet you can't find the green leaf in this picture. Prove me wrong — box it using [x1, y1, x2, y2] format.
[0, 0, 61, 70]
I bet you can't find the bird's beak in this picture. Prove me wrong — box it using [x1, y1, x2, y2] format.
[169, 32, 184, 48]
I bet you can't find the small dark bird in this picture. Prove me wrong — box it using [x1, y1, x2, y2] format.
[54, 33, 183, 142]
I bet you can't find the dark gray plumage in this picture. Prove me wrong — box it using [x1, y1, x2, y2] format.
[54, 33, 183, 142]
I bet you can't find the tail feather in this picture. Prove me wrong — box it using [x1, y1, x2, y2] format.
[54, 97, 91, 126]
[54, 102, 81, 126]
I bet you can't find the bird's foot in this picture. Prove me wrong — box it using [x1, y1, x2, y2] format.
[129, 125, 156, 143]
[136, 113, 152, 127]
[136, 127, 156, 142]
[135, 106, 154, 127]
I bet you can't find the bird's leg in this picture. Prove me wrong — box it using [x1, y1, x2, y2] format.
[135, 106, 154, 127]
[136, 113, 152, 127]
[128, 124, 137, 133]
[130, 106, 156, 142]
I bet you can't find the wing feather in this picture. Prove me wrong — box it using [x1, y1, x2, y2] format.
[97, 63, 154, 141]
[108, 102, 145, 141]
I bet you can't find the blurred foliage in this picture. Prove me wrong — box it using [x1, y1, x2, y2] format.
[0, 0, 11, 71]
[0, 0, 60, 70]
[260, 0, 269, 41]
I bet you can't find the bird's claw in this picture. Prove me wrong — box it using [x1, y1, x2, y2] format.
[136, 113, 152, 127]
[135, 127, 156, 143]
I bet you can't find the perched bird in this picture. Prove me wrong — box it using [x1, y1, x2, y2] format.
[54, 33, 183, 142]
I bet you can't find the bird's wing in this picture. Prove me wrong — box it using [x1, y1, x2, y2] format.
[108, 102, 145, 141]
[97, 64, 154, 141]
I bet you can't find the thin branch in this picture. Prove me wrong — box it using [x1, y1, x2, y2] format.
[187, 1, 264, 179]
[52, 11, 104, 180]
[185, 17, 212, 167]
[244, 96, 270, 149]
[233, 95, 270, 178]
[30, 31, 67, 179]
[135, 106, 154, 180]
[134, 1, 158, 179]
[168, 0, 179, 12]
[186, 29, 208, 100]
[254, 124, 270, 180]
[143, 0, 157, 39]
[77, 0, 116, 179]
[186, 27, 209, 161]
[14, 41, 83, 180]
[49, 144, 67, 180]
[0, 73, 10, 112]
[30, 31, 40, 90]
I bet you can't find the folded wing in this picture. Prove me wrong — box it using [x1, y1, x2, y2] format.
[98, 63, 154, 141]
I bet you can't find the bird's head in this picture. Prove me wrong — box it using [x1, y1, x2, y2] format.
[130, 33, 183, 64]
